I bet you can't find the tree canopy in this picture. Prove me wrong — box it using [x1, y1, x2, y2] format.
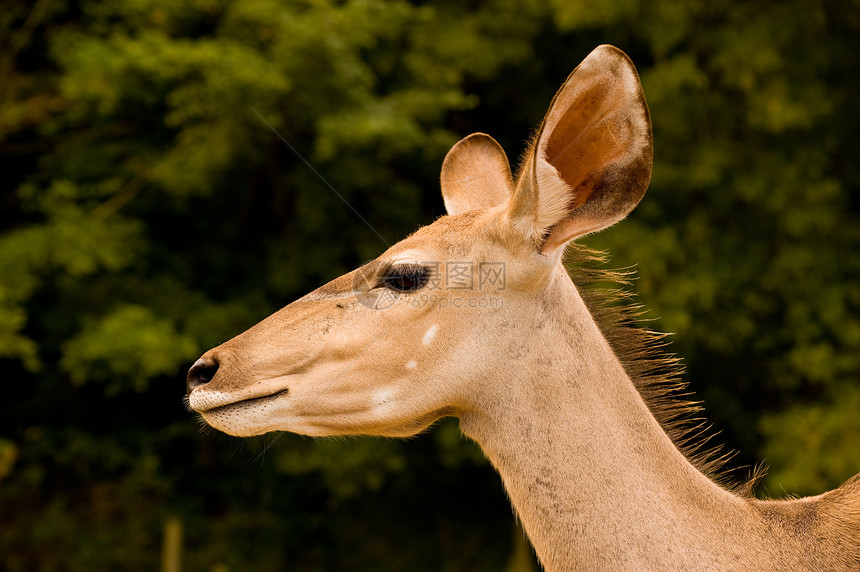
[1, 0, 858, 569]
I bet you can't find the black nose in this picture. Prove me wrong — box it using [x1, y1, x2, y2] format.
[186, 357, 219, 394]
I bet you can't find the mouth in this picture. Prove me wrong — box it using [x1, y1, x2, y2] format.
[190, 388, 290, 414]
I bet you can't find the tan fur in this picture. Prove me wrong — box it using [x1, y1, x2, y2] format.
[441, 133, 514, 215]
[187, 46, 860, 570]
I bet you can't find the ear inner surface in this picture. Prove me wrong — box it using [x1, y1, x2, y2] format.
[544, 80, 629, 211]
[508, 45, 652, 255]
[441, 133, 514, 216]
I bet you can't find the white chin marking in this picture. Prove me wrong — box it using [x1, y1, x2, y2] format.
[405, 360, 418, 370]
[422, 324, 438, 346]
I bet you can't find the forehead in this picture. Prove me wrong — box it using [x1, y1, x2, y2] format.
[387, 211, 492, 261]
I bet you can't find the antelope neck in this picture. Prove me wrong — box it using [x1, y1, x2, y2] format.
[457, 276, 757, 571]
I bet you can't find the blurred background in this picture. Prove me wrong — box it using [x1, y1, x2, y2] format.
[1, 0, 859, 570]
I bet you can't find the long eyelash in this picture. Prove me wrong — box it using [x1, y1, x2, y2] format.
[380, 263, 430, 291]
[387, 263, 426, 278]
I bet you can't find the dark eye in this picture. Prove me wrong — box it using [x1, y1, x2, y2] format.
[382, 264, 430, 292]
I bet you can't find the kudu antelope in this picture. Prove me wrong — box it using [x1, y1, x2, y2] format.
[187, 45, 860, 570]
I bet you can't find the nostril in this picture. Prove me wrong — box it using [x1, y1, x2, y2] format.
[186, 357, 219, 394]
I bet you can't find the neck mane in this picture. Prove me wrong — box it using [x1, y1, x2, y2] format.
[457, 244, 859, 571]
[566, 244, 758, 491]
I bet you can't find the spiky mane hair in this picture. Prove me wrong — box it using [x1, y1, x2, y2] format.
[563, 242, 766, 496]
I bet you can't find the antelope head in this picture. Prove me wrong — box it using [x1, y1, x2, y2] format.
[186, 45, 652, 440]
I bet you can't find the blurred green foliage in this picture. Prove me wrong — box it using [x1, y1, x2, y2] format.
[0, 0, 858, 569]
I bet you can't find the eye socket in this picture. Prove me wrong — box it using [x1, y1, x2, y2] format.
[381, 264, 430, 293]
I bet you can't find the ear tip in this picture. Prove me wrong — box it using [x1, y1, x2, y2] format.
[594, 44, 624, 54]
[586, 45, 639, 75]
[456, 132, 503, 149]
[442, 133, 509, 172]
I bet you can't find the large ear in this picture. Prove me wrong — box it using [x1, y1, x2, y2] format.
[441, 133, 514, 215]
[508, 45, 652, 255]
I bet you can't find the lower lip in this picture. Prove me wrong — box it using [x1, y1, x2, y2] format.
[204, 388, 290, 414]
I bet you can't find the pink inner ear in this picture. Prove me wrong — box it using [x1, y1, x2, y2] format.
[543, 79, 628, 211]
[506, 46, 652, 252]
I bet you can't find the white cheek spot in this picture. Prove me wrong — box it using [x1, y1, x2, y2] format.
[422, 324, 438, 346]
[372, 389, 396, 414]
[405, 360, 417, 370]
